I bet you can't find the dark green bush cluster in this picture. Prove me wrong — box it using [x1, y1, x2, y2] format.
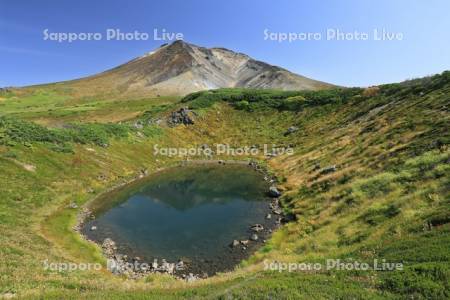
[62, 123, 129, 146]
[377, 226, 450, 298]
[358, 203, 401, 225]
[181, 87, 362, 111]
[0, 117, 66, 144]
[0, 117, 135, 151]
[380, 264, 449, 298]
[380, 70, 450, 97]
[181, 88, 302, 109]
[182, 71, 450, 113]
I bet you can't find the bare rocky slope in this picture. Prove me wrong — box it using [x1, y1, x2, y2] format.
[44, 40, 334, 98]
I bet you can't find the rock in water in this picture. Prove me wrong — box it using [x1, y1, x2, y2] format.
[250, 224, 264, 232]
[230, 240, 240, 248]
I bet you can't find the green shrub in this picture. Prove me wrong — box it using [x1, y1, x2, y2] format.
[380, 264, 449, 298]
[0, 117, 67, 144]
[181, 87, 363, 112]
[0, 117, 133, 150]
[352, 172, 397, 198]
[280, 96, 306, 110]
[359, 203, 401, 225]
[234, 100, 250, 110]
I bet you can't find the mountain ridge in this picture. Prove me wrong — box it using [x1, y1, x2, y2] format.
[20, 40, 334, 98]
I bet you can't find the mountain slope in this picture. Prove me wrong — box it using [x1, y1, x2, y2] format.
[29, 40, 333, 98]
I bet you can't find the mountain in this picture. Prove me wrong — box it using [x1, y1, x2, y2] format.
[46, 40, 334, 98]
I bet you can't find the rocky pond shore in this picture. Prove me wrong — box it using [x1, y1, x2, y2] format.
[73, 160, 293, 281]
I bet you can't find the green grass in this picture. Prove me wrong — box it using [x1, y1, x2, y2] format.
[0, 86, 180, 125]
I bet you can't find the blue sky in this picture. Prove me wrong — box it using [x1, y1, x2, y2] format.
[1, 0, 449, 87]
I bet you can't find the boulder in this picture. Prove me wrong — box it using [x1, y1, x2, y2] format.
[102, 238, 117, 256]
[152, 259, 158, 269]
[160, 259, 169, 271]
[102, 238, 114, 248]
[284, 126, 299, 136]
[250, 233, 259, 241]
[230, 240, 240, 248]
[166, 263, 175, 274]
[107, 258, 121, 274]
[273, 208, 282, 215]
[176, 260, 185, 271]
[250, 224, 264, 232]
[320, 165, 337, 175]
[133, 121, 143, 129]
[97, 174, 107, 181]
[268, 186, 281, 198]
[186, 273, 198, 282]
[169, 107, 195, 125]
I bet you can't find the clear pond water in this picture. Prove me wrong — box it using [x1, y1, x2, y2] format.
[83, 164, 276, 275]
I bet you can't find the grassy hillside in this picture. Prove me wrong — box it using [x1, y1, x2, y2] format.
[0, 72, 449, 299]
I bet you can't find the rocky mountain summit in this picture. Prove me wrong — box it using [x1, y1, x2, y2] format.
[54, 40, 333, 98]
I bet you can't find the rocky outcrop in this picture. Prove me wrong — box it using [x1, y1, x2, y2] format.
[168, 107, 195, 125]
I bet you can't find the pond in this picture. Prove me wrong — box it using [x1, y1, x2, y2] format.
[82, 163, 279, 276]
